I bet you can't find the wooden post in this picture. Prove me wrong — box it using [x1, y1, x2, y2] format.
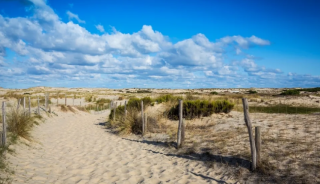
[57, 93, 58, 105]
[73, 97, 74, 106]
[143, 113, 148, 135]
[37, 96, 40, 115]
[17, 98, 21, 110]
[255, 126, 261, 167]
[2, 102, 6, 146]
[45, 93, 47, 110]
[65, 94, 67, 106]
[242, 98, 257, 171]
[124, 101, 127, 118]
[113, 102, 116, 121]
[141, 101, 144, 134]
[28, 96, 31, 116]
[23, 97, 25, 111]
[177, 100, 183, 148]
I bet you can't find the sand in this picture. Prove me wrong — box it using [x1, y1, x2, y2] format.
[7, 108, 234, 184]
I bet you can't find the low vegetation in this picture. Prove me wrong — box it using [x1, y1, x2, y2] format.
[249, 104, 320, 114]
[280, 89, 300, 95]
[210, 91, 218, 95]
[136, 90, 152, 93]
[247, 90, 257, 94]
[167, 99, 235, 120]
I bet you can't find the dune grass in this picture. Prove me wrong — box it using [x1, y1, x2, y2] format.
[249, 104, 320, 114]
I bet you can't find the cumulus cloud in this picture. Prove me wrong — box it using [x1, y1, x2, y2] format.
[66, 11, 85, 23]
[0, 0, 316, 88]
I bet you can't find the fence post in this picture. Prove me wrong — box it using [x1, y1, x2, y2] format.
[37, 96, 40, 115]
[255, 126, 261, 167]
[2, 102, 6, 146]
[113, 102, 116, 121]
[45, 93, 47, 110]
[144, 112, 148, 135]
[177, 100, 183, 148]
[65, 94, 67, 106]
[141, 101, 144, 135]
[17, 98, 21, 110]
[23, 97, 25, 111]
[242, 98, 257, 171]
[124, 101, 127, 118]
[28, 96, 31, 116]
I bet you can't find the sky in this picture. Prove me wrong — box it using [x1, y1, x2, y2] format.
[0, 0, 319, 89]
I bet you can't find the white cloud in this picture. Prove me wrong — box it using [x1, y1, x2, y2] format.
[0, 0, 316, 88]
[66, 11, 85, 23]
[95, 24, 105, 32]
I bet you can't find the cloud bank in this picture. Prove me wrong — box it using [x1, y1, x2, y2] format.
[0, 0, 319, 88]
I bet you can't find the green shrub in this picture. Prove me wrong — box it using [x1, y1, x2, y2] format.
[210, 91, 218, 95]
[155, 94, 181, 103]
[248, 90, 257, 94]
[280, 90, 300, 95]
[136, 90, 152, 93]
[298, 87, 320, 92]
[127, 97, 152, 110]
[249, 105, 320, 114]
[167, 100, 234, 120]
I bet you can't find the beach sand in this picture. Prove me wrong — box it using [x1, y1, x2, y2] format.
[7, 108, 234, 184]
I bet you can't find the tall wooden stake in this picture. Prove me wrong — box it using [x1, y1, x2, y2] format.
[124, 101, 127, 118]
[2, 102, 6, 146]
[141, 101, 144, 134]
[113, 102, 116, 121]
[28, 96, 31, 116]
[23, 97, 25, 111]
[143, 113, 148, 135]
[17, 98, 21, 110]
[242, 98, 257, 171]
[37, 96, 40, 114]
[177, 100, 183, 148]
[65, 94, 67, 106]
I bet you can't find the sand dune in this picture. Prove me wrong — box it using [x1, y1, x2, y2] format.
[8, 108, 234, 184]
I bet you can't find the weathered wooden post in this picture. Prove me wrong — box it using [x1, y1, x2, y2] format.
[141, 101, 144, 135]
[242, 98, 257, 171]
[143, 113, 148, 135]
[255, 126, 261, 167]
[181, 118, 185, 145]
[28, 96, 31, 116]
[113, 102, 116, 121]
[37, 96, 40, 115]
[124, 101, 127, 118]
[23, 97, 25, 111]
[45, 93, 47, 110]
[177, 100, 184, 148]
[2, 102, 6, 146]
[65, 94, 67, 106]
[17, 98, 21, 110]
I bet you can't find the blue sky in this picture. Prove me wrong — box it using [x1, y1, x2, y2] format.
[0, 0, 319, 89]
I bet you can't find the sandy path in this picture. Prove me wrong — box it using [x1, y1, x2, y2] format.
[8, 110, 232, 184]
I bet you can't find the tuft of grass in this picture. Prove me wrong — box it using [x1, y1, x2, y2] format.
[107, 108, 142, 135]
[60, 105, 68, 112]
[96, 98, 111, 105]
[6, 108, 41, 141]
[249, 104, 320, 114]
[167, 100, 234, 120]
